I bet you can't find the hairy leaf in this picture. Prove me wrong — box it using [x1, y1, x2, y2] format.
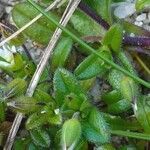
[70, 10, 106, 37]
[51, 37, 73, 71]
[12, 2, 58, 45]
[4, 78, 27, 99]
[102, 24, 123, 53]
[61, 119, 81, 149]
[135, 95, 150, 133]
[30, 128, 51, 148]
[53, 68, 85, 105]
[75, 46, 112, 80]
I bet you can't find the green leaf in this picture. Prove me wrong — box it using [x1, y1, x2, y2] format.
[74, 139, 88, 150]
[102, 24, 123, 53]
[80, 78, 95, 91]
[82, 108, 110, 144]
[136, 0, 150, 11]
[96, 144, 116, 150]
[61, 119, 81, 149]
[84, 0, 112, 24]
[135, 95, 150, 133]
[4, 78, 27, 99]
[65, 93, 85, 111]
[70, 10, 106, 37]
[107, 99, 131, 114]
[117, 51, 136, 75]
[82, 122, 108, 144]
[11, 53, 24, 71]
[120, 77, 138, 102]
[108, 69, 125, 90]
[103, 113, 141, 131]
[42, 104, 62, 125]
[12, 2, 58, 45]
[34, 88, 53, 103]
[75, 46, 112, 80]
[26, 112, 47, 130]
[88, 108, 110, 143]
[119, 145, 136, 150]
[102, 90, 122, 104]
[14, 138, 31, 150]
[0, 102, 5, 122]
[7, 96, 41, 114]
[122, 21, 150, 36]
[51, 37, 73, 71]
[30, 128, 51, 148]
[53, 68, 85, 105]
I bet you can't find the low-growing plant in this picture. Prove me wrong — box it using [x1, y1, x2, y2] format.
[0, 0, 150, 149]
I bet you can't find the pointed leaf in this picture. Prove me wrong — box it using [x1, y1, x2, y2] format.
[120, 77, 138, 102]
[108, 69, 125, 90]
[7, 96, 41, 114]
[75, 46, 112, 80]
[53, 68, 85, 105]
[70, 10, 106, 37]
[61, 119, 81, 149]
[12, 2, 58, 45]
[88, 108, 110, 144]
[4, 78, 27, 99]
[30, 128, 51, 148]
[51, 37, 73, 71]
[102, 24, 123, 53]
[135, 95, 150, 133]
[26, 112, 47, 130]
[107, 99, 131, 114]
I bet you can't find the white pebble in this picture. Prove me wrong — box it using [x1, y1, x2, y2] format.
[134, 21, 143, 26]
[114, 2, 136, 19]
[136, 13, 146, 21]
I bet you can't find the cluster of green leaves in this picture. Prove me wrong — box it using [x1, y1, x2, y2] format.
[0, 0, 149, 149]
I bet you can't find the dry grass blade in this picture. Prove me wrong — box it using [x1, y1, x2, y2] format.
[4, 0, 81, 149]
[0, 0, 61, 47]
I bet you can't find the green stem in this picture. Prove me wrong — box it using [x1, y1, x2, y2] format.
[111, 130, 150, 141]
[27, 0, 150, 88]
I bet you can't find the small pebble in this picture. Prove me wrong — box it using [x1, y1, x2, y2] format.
[134, 21, 143, 26]
[136, 13, 146, 21]
[114, 2, 136, 19]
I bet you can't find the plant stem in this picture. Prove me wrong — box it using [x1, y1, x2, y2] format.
[27, 0, 150, 88]
[78, 2, 150, 47]
[78, 1, 110, 30]
[111, 130, 150, 141]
